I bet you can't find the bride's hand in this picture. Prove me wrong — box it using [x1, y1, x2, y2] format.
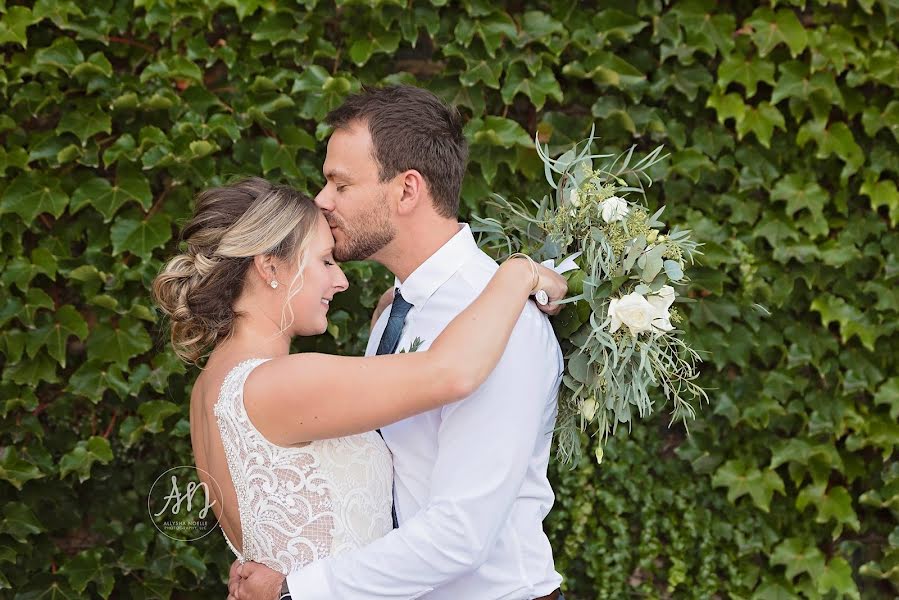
[533, 263, 568, 316]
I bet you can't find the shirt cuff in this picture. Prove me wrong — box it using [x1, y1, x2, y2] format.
[286, 560, 333, 600]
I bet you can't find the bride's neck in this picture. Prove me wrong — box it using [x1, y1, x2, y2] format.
[218, 314, 292, 359]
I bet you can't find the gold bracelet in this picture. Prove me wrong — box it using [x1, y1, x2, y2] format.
[507, 252, 539, 294]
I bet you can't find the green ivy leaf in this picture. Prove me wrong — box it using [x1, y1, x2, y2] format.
[796, 483, 861, 537]
[717, 53, 775, 97]
[0, 447, 44, 490]
[138, 400, 182, 433]
[2, 252, 56, 294]
[518, 10, 565, 48]
[587, 9, 649, 46]
[862, 99, 899, 143]
[874, 377, 899, 420]
[58, 436, 113, 483]
[712, 459, 785, 512]
[0, 297, 23, 329]
[770, 439, 843, 471]
[562, 51, 645, 89]
[71, 170, 152, 222]
[770, 537, 826, 581]
[348, 31, 401, 66]
[746, 8, 808, 58]
[796, 119, 864, 177]
[670, 148, 715, 183]
[251, 12, 303, 45]
[32, 0, 85, 27]
[260, 137, 301, 178]
[860, 178, 899, 227]
[140, 54, 203, 83]
[103, 133, 140, 167]
[750, 582, 796, 600]
[770, 173, 828, 232]
[56, 101, 112, 143]
[466, 116, 532, 148]
[68, 360, 130, 403]
[59, 548, 114, 597]
[817, 557, 860, 599]
[34, 36, 84, 74]
[86, 317, 153, 368]
[674, 8, 735, 56]
[501, 63, 563, 110]
[459, 58, 504, 89]
[2, 351, 58, 385]
[25, 305, 88, 367]
[0, 5, 37, 47]
[735, 101, 785, 148]
[706, 88, 746, 125]
[456, 13, 518, 57]
[109, 212, 172, 258]
[846, 414, 899, 461]
[0, 502, 44, 542]
[187, 139, 218, 160]
[291, 67, 357, 121]
[810, 295, 879, 351]
[0, 173, 69, 222]
[72, 51, 113, 79]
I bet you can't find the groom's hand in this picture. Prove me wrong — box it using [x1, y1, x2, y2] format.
[227, 560, 284, 600]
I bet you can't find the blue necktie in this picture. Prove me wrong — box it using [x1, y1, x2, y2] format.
[376, 289, 413, 356]
[375, 288, 413, 529]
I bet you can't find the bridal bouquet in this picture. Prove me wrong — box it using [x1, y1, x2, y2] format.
[472, 127, 708, 464]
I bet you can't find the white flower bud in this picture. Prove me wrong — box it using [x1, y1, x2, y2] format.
[600, 196, 629, 223]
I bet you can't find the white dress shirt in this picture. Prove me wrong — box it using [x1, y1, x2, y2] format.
[287, 224, 564, 599]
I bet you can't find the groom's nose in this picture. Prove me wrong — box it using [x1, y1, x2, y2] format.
[314, 188, 334, 212]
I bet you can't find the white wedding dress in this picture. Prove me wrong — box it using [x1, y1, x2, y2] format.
[213, 358, 394, 574]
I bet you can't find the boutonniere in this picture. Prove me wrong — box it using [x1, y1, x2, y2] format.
[398, 337, 426, 353]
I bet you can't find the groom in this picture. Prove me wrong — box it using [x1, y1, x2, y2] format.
[228, 85, 564, 600]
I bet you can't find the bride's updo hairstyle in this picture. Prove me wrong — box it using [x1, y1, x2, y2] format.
[153, 178, 319, 364]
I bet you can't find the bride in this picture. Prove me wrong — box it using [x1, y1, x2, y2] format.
[151, 178, 566, 577]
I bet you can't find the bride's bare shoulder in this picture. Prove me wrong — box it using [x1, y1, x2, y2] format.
[191, 355, 250, 410]
[192, 352, 292, 411]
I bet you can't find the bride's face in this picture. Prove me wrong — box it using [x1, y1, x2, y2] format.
[287, 213, 349, 336]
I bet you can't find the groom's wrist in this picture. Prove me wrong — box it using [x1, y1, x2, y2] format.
[279, 577, 291, 599]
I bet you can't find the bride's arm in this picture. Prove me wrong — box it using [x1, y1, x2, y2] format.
[244, 258, 566, 446]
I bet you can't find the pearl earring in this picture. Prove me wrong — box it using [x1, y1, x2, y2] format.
[270, 280, 279, 289]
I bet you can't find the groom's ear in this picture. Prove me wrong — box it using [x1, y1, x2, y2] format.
[395, 169, 426, 216]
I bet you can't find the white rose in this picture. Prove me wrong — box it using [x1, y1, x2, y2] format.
[646, 285, 676, 332]
[580, 398, 597, 421]
[608, 292, 655, 336]
[601, 195, 629, 223]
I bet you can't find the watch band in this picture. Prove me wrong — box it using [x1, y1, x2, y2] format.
[279, 578, 292, 600]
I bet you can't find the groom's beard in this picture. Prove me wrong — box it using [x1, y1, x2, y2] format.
[327, 192, 396, 262]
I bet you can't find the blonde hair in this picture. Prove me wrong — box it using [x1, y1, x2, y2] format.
[152, 178, 319, 364]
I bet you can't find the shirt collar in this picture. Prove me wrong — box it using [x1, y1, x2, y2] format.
[395, 224, 479, 308]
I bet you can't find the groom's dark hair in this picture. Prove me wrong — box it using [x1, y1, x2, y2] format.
[325, 85, 468, 219]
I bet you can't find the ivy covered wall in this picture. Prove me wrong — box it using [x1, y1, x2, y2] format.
[0, 0, 896, 598]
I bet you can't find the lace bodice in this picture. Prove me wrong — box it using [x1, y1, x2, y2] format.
[213, 358, 394, 574]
